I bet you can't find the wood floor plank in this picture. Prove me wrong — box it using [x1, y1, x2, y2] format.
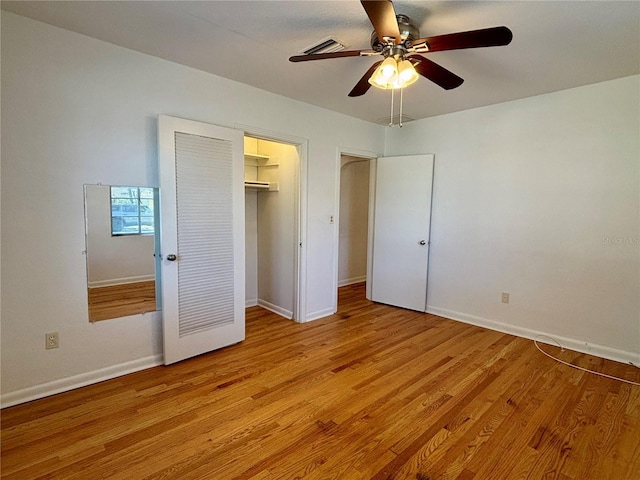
[2, 282, 639, 479]
[88, 281, 157, 322]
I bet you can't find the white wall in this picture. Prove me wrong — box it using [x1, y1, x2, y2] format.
[338, 157, 370, 286]
[385, 76, 640, 364]
[245, 190, 259, 306]
[0, 12, 385, 404]
[85, 184, 155, 286]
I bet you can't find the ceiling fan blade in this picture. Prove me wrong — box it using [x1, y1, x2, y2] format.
[348, 60, 383, 97]
[361, 0, 401, 45]
[409, 55, 464, 90]
[410, 26, 513, 53]
[289, 49, 374, 62]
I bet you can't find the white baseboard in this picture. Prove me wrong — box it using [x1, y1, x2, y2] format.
[7, 308, 632, 409]
[302, 306, 336, 323]
[257, 299, 293, 319]
[427, 306, 640, 366]
[88, 275, 155, 288]
[1, 354, 163, 409]
[245, 298, 258, 308]
[337, 276, 366, 287]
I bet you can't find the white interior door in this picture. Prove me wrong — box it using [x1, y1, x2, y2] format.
[158, 115, 245, 365]
[371, 154, 434, 311]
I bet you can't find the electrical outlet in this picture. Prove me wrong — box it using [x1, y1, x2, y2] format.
[501, 292, 510, 304]
[45, 332, 59, 349]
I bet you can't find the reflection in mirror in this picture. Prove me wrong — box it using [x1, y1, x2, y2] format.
[84, 184, 160, 322]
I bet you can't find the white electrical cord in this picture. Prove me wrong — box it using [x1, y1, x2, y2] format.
[533, 335, 640, 386]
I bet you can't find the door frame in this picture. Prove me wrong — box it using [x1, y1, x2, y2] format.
[236, 124, 308, 323]
[332, 147, 379, 312]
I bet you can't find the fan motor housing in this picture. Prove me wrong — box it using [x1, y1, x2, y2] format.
[370, 14, 419, 51]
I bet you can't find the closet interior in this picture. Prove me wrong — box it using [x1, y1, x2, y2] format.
[244, 136, 298, 320]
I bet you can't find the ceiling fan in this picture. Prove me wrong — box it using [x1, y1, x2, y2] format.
[289, 0, 513, 97]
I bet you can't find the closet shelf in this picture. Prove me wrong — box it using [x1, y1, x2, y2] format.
[244, 153, 270, 163]
[244, 154, 278, 167]
[244, 152, 279, 192]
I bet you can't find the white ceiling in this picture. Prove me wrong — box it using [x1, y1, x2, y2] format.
[3, 1, 639, 124]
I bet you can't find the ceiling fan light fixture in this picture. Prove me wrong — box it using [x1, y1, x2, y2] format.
[379, 56, 398, 79]
[369, 71, 389, 88]
[289, 0, 513, 127]
[368, 63, 388, 88]
[368, 57, 418, 90]
[369, 70, 394, 89]
[397, 59, 418, 86]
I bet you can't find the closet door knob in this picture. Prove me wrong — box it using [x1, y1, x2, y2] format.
[166, 254, 177, 261]
[418, 240, 426, 246]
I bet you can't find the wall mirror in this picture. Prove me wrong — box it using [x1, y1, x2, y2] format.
[84, 184, 161, 322]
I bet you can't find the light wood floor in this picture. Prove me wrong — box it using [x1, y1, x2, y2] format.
[88, 280, 157, 322]
[2, 283, 639, 479]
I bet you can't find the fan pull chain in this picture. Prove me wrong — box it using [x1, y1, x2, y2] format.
[389, 88, 394, 127]
[388, 87, 405, 127]
[399, 87, 403, 127]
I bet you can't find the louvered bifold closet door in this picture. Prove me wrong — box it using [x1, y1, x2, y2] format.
[175, 132, 234, 336]
[158, 116, 245, 365]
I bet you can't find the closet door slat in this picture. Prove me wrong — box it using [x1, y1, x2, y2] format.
[174, 132, 235, 337]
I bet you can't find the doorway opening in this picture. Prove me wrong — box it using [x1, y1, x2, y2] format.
[336, 154, 374, 308]
[244, 135, 301, 321]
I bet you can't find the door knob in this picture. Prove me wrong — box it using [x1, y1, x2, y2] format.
[166, 254, 177, 261]
[419, 240, 426, 245]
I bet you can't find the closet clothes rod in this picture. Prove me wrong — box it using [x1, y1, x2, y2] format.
[244, 180, 279, 191]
